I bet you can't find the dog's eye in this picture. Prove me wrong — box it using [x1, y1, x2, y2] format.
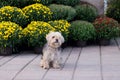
[52, 36, 55, 38]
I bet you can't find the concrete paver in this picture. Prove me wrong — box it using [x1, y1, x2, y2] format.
[0, 38, 120, 80]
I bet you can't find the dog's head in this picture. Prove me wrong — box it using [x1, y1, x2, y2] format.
[46, 32, 65, 48]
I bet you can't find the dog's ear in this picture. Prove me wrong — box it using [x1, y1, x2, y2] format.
[55, 32, 65, 43]
[57, 32, 65, 44]
[46, 32, 54, 41]
[60, 34, 65, 44]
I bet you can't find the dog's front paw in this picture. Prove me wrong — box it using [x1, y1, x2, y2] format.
[43, 65, 49, 69]
[53, 64, 60, 69]
[40, 59, 44, 67]
[40, 59, 49, 69]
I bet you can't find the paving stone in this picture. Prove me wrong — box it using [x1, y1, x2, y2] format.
[0, 38, 120, 80]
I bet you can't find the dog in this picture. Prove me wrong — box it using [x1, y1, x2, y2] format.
[40, 32, 65, 69]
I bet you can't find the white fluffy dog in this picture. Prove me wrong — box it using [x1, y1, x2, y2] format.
[40, 32, 64, 69]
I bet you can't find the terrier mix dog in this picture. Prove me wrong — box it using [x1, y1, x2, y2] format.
[40, 32, 64, 69]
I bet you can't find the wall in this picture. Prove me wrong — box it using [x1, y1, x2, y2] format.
[81, 0, 104, 15]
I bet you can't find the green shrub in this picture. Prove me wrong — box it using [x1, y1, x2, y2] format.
[54, 0, 80, 6]
[48, 20, 70, 41]
[22, 21, 55, 47]
[7, 0, 30, 8]
[106, 0, 120, 23]
[37, 0, 53, 5]
[0, 6, 27, 27]
[0, 1, 10, 8]
[22, 3, 52, 23]
[49, 4, 76, 21]
[8, 0, 53, 8]
[0, 21, 22, 49]
[69, 20, 96, 41]
[93, 17, 120, 40]
[75, 4, 98, 22]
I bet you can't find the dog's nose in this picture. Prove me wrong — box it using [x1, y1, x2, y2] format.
[56, 39, 58, 42]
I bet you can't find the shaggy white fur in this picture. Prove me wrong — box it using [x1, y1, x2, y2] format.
[40, 32, 64, 69]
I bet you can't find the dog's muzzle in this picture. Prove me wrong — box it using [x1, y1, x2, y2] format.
[55, 39, 58, 43]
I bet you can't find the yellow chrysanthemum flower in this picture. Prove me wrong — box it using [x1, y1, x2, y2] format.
[0, 6, 27, 27]
[48, 20, 70, 41]
[22, 3, 52, 22]
[22, 21, 55, 47]
[0, 21, 23, 48]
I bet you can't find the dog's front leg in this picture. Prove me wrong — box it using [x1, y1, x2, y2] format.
[53, 50, 61, 69]
[40, 58, 49, 69]
[40, 58, 44, 67]
[41, 51, 50, 69]
[43, 59, 49, 69]
[53, 60, 60, 69]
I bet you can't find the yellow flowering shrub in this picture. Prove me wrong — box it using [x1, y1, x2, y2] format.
[0, 21, 23, 48]
[48, 20, 70, 41]
[22, 21, 55, 47]
[0, 6, 27, 27]
[22, 3, 52, 22]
